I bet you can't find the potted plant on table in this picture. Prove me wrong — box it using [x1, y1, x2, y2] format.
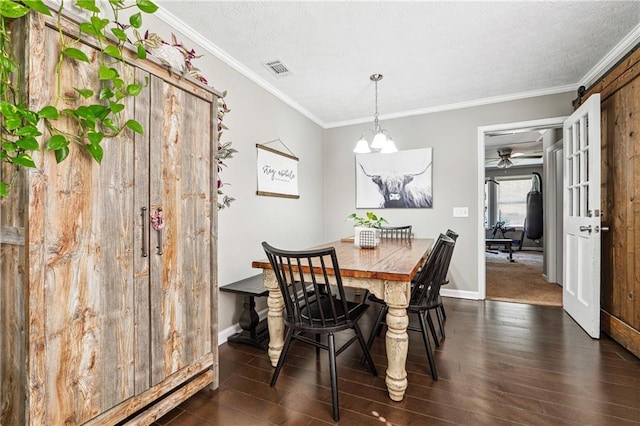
[346, 211, 387, 248]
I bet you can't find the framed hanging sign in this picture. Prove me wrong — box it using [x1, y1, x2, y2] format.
[256, 139, 300, 199]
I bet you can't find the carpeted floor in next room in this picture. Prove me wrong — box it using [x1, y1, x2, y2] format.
[486, 250, 562, 307]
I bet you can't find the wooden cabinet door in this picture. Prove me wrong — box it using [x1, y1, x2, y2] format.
[2, 12, 219, 425]
[33, 26, 139, 424]
[148, 76, 213, 386]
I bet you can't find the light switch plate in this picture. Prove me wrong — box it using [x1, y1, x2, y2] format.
[453, 207, 469, 217]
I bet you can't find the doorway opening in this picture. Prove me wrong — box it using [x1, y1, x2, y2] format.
[477, 117, 566, 303]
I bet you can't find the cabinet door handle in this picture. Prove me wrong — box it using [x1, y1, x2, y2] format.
[141, 207, 149, 257]
[157, 228, 163, 255]
[151, 207, 165, 255]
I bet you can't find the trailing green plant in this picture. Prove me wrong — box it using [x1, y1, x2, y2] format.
[216, 92, 236, 210]
[346, 211, 388, 228]
[0, 0, 158, 197]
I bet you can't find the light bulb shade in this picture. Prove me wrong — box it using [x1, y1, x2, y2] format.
[496, 158, 513, 168]
[371, 131, 387, 149]
[380, 138, 398, 153]
[353, 138, 371, 153]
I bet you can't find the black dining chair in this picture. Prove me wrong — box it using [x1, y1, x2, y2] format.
[438, 228, 459, 321]
[410, 229, 458, 347]
[406, 235, 455, 380]
[363, 234, 454, 379]
[376, 224, 412, 239]
[261, 242, 377, 422]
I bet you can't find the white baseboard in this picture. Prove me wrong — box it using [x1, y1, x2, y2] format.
[441, 288, 480, 300]
[218, 323, 241, 345]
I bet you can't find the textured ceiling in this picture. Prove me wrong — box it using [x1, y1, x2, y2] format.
[157, 1, 640, 128]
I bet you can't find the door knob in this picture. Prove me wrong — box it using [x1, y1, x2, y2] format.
[151, 207, 165, 255]
[579, 225, 592, 233]
[599, 226, 610, 232]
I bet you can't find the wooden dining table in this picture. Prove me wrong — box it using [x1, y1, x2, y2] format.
[251, 237, 434, 402]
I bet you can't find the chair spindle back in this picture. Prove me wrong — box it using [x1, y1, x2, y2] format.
[410, 234, 454, 306]
[377, 225, 412, 240]
[262, 242, 351, 328]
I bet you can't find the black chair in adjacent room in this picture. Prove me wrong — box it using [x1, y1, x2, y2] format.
[261, 242, 377, 422]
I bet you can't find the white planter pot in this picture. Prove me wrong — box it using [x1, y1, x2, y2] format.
[354, 226, 380, 248]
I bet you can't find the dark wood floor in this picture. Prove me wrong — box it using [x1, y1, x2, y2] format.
[155, 298, 640, 425]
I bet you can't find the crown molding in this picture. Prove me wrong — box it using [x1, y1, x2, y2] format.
[155, 6, 638, 131]
[325, 84, 577, 129]
[154, 7, 327, 128]
[578, 22, 640, 89]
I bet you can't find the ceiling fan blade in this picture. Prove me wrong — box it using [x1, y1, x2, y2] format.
[514, 154, 543, 159]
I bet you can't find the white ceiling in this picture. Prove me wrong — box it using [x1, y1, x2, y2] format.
[156, 1, 640, 129]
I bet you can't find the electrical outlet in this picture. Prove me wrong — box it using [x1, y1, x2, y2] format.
[453, 207, 469, 217]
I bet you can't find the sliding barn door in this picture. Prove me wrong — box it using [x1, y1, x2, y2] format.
[148, 76, 214, 385]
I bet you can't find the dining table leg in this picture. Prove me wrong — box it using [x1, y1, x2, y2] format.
[263, 270, 284, 367]
[384, 285, 411, 401]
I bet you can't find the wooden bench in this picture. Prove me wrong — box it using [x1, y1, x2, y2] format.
[220, 274, 269, 350]
[485, 238, 515, 262]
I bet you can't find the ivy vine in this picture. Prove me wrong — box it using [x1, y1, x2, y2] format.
[0, 0, 158, 197]
[216, 92, 236, 209]
[138, 31, 237, 210]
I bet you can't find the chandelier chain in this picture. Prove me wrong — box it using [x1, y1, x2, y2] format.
[374, 79, 379, 129]
[353, 73, 397, 154]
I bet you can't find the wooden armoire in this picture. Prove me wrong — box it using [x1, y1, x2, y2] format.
[0, 10, 219, 425]
[575, 44, 640, 358]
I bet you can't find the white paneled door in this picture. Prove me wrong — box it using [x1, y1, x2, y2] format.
[562, 94, 601, 338]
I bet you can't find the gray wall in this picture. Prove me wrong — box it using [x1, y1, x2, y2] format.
[144, 13, 576, 321]
[323, 93, 575, 296]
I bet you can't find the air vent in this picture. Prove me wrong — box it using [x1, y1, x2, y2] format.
[262, 60, 292, 78]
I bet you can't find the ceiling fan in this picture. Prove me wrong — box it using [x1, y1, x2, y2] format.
[485, 148, 543, 168]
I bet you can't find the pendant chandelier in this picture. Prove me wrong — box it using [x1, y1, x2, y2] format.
[353, 74, 398, 154]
